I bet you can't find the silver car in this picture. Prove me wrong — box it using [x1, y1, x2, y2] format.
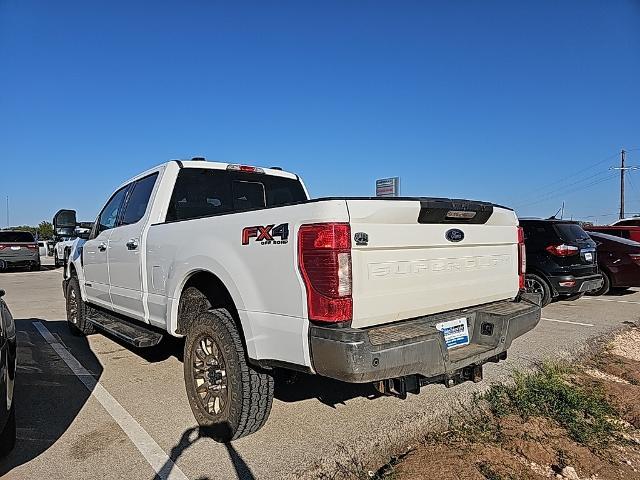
[0, 231, 40, 271]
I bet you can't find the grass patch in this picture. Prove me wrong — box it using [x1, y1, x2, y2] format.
[482, 362, 619, 446]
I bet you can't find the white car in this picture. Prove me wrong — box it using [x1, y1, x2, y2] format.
[53, 237, 75, 267]
[55, 159, 540, 441]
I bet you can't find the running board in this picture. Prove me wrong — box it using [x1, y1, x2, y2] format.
[86, 306, 163, 348]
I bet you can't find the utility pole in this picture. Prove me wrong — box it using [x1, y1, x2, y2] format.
[620, 149, 626, 220]
[611, 149, 639, 220]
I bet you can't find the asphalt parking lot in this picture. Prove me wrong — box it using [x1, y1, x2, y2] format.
[1, 264, 639, 480]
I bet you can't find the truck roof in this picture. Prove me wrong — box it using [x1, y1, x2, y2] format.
[117, 159, 299, 190]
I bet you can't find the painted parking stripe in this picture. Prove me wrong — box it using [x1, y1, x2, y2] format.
[582, 297, 640, 305]
[33, 322, 188, 480]
[541, 318, 594, 327]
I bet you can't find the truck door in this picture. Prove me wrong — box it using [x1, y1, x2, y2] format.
[107, 172, 158, 321]
[83, 184, 131, 309]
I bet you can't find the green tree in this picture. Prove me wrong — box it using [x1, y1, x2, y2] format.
[37, 221, 54, 240]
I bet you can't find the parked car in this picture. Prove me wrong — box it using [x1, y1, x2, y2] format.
[0, 288, 17, 456]
[53, 236, 75, 267]
[610, 218, 640, 227]
[0, 231, 40, 271]
[520, 218, 603, 307]
[585, 231, 640, 296]
[55, 159, 540, 441]
[583, 225, 640, 243]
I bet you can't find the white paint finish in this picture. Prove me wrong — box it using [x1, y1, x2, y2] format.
[146, 199, 349, 326]
[82, 229, 113, 309]
[239, 310, 310, 367]
[348, 201, 520, 328]
[33, 321, 188, 480]
[541, 317, 595, 327]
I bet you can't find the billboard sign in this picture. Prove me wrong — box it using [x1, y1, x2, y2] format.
[375, 177, 401, 197]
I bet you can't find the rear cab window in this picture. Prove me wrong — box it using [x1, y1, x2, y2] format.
[0, 232, 35, 243]
[166, 168, 307, 222]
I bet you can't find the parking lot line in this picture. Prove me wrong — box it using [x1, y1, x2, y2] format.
[33, 322, 188, 480]
[541, 318, 594, 327]
[582, 297, 640, 305]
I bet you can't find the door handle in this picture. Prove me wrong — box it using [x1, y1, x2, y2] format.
[126, 239, 139, 250]
[98, 243, 107, 252]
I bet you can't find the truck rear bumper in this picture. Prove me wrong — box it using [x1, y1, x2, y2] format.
[309, 293, 541, 383]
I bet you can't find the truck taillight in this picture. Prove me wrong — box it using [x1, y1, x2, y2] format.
[545, 244, 579, 257]
[518, 227, 526, 290]
[298, 223, 352, 324]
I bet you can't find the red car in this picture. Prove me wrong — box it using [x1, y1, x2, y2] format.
[584, 225, 640, 243]
[586, 231, 640, 295]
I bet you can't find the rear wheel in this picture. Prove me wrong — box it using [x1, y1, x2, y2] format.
[586, 272, 611, 296]
[0, 404, 16, 457]
[183, 309, 274, 442]
[524, 273, 552, 307]
[66, 276, 95, 335]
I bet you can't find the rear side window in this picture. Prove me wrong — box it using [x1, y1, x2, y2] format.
[166, 169, 232, 222]
[121, 173, 159, 226]
[166, 168, 307, 222]
[0, 231, 35, 243]
[553, 224, 590, 242]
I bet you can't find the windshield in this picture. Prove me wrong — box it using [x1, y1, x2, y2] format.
[0, 231, 35, 243]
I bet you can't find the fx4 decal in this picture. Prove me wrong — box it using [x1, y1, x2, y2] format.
[242, 223, 289, 245]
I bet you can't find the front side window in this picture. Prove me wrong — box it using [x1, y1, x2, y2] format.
[96, 185, 130, 235]
[121, 173, 159, 226]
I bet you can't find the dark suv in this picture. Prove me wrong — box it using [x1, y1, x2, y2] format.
[519, 219, 603, 307]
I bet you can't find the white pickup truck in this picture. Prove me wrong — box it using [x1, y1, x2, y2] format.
[54, 159, 540, 441]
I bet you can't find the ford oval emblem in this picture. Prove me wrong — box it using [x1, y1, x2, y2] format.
[445, 228, 464, 243]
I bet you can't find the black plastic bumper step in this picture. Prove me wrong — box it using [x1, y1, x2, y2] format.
[86, 306, 163, 348]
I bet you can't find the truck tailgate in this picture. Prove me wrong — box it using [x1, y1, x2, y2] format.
[348, 199, 520, 328]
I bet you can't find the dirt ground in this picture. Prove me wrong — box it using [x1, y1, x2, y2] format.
[391, 327, 640, 480]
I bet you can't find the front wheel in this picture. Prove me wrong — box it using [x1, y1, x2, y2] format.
[183, 309, 274, 442]
[524, 273, 552, 307]
[66, 277, 95, 336]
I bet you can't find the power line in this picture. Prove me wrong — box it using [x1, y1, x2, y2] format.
[515, 151, 619, 203]
[516, 172, 619, 210]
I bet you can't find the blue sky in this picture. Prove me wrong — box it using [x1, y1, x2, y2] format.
[1, 1, 639, 226]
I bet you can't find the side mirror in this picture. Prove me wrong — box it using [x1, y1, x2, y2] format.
[0, 289, 5, 298]
[53, 209, 77, 237]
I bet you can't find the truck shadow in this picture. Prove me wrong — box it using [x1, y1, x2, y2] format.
[273, 371, 382, 407]
[97, 332, 382, 408]
[0, 318, 103, 477]
[155, 427, 255, 480]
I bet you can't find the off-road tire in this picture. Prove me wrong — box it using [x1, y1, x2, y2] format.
[183, 309, 274, 442]
[0, 404, 16, 457]
[66, 276, 95, 336]
[524, 273, 552, 307]
[586, 272, 611, 297]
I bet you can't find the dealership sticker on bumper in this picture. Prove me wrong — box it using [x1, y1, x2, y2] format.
[436, 317, 470, 349]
